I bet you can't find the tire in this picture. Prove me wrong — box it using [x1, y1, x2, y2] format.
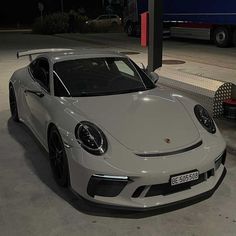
[48, 126, 70, 187]
[233, 29, 236, 47]
[213, 27, 232, 48]
[9, 84, 19, 122]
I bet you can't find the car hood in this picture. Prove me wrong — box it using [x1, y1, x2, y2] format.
[69, 89, 200, 154]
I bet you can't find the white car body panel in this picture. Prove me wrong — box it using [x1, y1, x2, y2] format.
[69, 91, 201, 153]
[9, 49, 227, 210]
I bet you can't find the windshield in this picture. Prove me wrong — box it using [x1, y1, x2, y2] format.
[53, 57, 155, 97]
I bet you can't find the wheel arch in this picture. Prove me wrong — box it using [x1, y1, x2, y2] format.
[9, 76, 19, 94]
[9, 81, 20, 122]
[47, 122, 57, 150]
[9, 81, 15, 93]
[47, 121, 75, 150]
[47, 122, 56, 140]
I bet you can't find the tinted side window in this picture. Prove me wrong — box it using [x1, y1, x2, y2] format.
[30, 59, 50, 92]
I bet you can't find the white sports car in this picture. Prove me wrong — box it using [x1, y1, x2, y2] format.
[9, 48, 226, 210]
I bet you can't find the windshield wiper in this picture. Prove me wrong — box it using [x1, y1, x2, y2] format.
[73, 88, 146, 97]
[112, 88, 146, 94]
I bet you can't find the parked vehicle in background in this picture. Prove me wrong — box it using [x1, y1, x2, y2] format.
[124, 0, 147, 36]
[123, 0, 236, 47]
[86, 14, 122, 27]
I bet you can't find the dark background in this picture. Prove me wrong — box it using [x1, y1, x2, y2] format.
[0, 0, 114, 28]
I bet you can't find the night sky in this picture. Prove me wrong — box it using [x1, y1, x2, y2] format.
[0, 0, 105, 27]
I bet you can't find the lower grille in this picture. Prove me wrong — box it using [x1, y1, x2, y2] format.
[87, 176, 128, 198]
[132, 169, 214, 198]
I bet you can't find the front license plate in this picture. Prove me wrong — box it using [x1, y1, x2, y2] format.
[171, 171, 199, 186]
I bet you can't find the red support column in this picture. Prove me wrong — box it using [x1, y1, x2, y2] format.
[141, 12, 149, 47]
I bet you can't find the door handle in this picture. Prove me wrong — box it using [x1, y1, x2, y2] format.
[24, 90, 44, 98]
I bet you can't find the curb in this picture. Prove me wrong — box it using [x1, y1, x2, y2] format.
[55, 34, 106, 46]
[0, 29, 32, 33]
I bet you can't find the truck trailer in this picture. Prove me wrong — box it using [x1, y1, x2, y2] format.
[123, 0, 236, 47]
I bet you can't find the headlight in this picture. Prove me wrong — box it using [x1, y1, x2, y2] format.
[75, 121, 108, 155]
[194, 105, 216, 134]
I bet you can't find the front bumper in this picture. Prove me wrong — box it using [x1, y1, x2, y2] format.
[66, 143, 227, 210]
[75, 167, 227, 212]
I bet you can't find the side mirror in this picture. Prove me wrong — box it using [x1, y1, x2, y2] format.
[149, 72, 159, 84]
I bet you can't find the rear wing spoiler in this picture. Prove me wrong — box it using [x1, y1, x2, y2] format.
[16, 48, 73, 61]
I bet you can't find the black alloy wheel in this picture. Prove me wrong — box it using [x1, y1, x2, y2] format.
[48, 126, 70, 187]
[9, 84, 19, 122]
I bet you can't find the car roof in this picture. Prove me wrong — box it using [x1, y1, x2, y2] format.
[36, 49, 127, 64]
